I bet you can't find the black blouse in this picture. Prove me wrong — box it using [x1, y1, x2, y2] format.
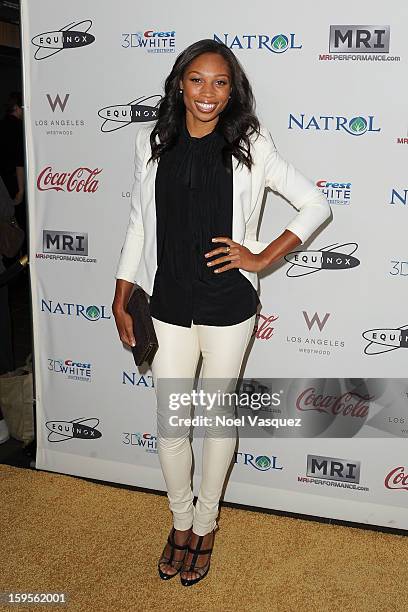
[149, 118, 260, 328]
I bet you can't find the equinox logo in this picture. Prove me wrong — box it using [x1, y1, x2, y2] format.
[98, 95, 161, 132]
[46, 417, 101, 442]
[362, 325, 408, 355]
[31, 20, 95, 60]
[285, 243, 360, 277]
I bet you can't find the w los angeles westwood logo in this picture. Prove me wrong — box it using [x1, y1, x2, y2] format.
[284, 242, 360, 277]
[31, 20, 95, 60]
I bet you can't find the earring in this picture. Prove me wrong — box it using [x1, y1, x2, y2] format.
[179, 89, 183, 94]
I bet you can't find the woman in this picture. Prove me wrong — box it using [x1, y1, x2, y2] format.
[113, 39, 331, 586]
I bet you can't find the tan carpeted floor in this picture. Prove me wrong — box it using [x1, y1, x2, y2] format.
[1, 464, 407, 612]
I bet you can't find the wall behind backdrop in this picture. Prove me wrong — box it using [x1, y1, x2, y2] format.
[21, 0, 408, 529]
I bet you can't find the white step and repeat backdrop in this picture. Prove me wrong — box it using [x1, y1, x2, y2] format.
[21, 1, 408, 529]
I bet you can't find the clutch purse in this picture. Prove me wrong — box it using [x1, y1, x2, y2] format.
[126, 285, 159, 366]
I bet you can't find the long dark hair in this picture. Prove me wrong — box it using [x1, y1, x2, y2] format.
[149, 39, 260, 169]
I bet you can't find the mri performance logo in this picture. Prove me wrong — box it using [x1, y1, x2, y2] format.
[46, 417, 101, 443]
[289, 113, 380, 136]
[319, 25, 400, 62]
[36, 230, 96, 264]
[298, 454, 369, 491]
[31, 20, 95, 60]
[362, 325, 408, 355]
[284, 243, 360, 277]
[213, 32, 302, 54]
[98, 95, 161, 132]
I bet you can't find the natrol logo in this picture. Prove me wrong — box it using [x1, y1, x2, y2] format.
[31, 20, 95, 60]
[296, 387, 371, 418]
[213, 33, 302, 54]
[41, 299, 110, 321]
[98, 95, 161, 132]
[37, 166, 101, 193]
[285, 243, 360, 277]
[362, 325, 408, 355]
[385, 466, 408, 491]
[46, 417, 101, 442]
[288, 114, 380, 135]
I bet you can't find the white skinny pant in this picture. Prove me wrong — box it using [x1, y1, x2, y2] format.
[150, 313, 256, 536]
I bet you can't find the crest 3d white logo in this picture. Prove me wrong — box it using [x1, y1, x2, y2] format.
[31, 20, 95, 60]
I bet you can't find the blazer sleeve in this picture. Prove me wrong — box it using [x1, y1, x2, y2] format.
[260, 125, 331, 243]
[115, 128, 147, 283]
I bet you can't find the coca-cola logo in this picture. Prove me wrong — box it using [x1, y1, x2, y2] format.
[296, 387, 372, 418]
[384, 466, 408, 491]
[253, 314, 279, 340]
[37, 166, 102, 193]
[285, 242, 360, 277]
[31, 20, 95, 60]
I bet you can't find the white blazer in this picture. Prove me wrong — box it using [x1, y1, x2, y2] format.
[115, 124, 331, 295]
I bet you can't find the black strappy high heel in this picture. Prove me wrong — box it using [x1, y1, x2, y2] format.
[180, 525, 218, 587]
[157, 526, 191, 580]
